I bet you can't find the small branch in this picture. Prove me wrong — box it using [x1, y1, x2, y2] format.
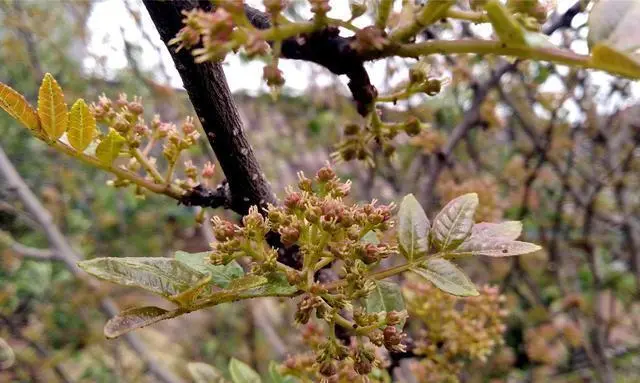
[0, 230, 58, 260]
[0, 145, 183, 383]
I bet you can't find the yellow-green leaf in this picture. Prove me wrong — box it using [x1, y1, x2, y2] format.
[67, 98, 96, 152]
[590, 43, 640, 80]
[0, 81, 40, 131]
[95, 128, 125, 165]
[77, 257, 207, 299]
[37, 73, 68, 140]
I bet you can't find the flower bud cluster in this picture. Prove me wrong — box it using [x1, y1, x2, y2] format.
[405, 280, 509, 381]
[90, 94, 212, 195]
[209, 165, 394, 269]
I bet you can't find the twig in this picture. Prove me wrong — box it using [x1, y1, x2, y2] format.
[0, 145, 183, 383]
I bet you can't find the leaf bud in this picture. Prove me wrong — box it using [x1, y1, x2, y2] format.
[349, 1, 367, 19]
[403, 116, 422, 136]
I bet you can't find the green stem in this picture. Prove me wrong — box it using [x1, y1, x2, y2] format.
[389, 39, 640, 80]
[130, 148, 165, 183]
[52, 142, 183, 199]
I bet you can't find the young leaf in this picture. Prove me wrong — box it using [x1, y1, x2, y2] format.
[175, 250, 244, 288]
[233, 273, 298, 298]
[228, 275, 269, 291]
[412, 257, 478, 297]
[455, 239, 541, 257]
[104, 306, 178, 339]
[361, 230, 380, 245]
[366, 280, 405, 314]
[431, 193, 478, 251]
[451, 221, 541, 257]
[590, 44, 640, 80]
[37, 73, 68, 140]
[398, 194, 430, 260]
[78, 257, 206, 298]
[398, 194, 430, 261]
[67, 98, 96, 152]
[229, 358, 262, 383]
[366, 280, 406, 328]
[484, 0, 527, 47]
[269, 361, 296, 383]
[188, 362, 226, 383]
[469, 221, 522, 241]
[0, 81, 40, 131]
[95, 128, 125, 165]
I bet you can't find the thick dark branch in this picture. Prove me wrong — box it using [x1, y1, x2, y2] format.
[144, 0, 275, 216]
[180, 182, 232, 209]
[244, 6, 376, 116]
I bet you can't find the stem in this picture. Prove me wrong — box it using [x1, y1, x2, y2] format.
[321, 252, 437, 292]
[130, 148, 165, 183]
[446, 9, 487, 23]
[389, 39, 640, 80]
[51, 141, 183, 199]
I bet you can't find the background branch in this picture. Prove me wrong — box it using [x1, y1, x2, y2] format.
[0, 145, 183, 383]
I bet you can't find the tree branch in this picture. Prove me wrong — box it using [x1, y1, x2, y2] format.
[0, 145, 183, 383]
[143, 0, 275, 216]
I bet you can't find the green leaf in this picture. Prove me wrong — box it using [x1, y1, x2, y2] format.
[228, 275, 269, 291]
[78, 257, 207, 299]
[452, 221, 541, 257]
[398, 194, 430, 261]
[37, 73, 68, 140]
[365, 281, 406, 328]
[236, 273, 298, 298]
[455, 239, 541, 257]
[469, 221, 522, 241]
[361, 230, 380, 245]
[104, 306, 176, 339]
[175, 250, 244, 288]
[226, 273, 297, 299]
[188, 362, 226, 383]
[430, 193, 478, 251]
[229, 358, 261, 383]
[484, 0, 527, 47]
[412, 258, 478, 297]
[269, 361, 296, 383]
[95, 128, 125, 165]
[67, 98, 96, 152]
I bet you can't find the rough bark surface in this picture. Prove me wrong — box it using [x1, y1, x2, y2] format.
[144, 0, 275, 216]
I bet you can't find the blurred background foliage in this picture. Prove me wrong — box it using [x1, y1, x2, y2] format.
[0, 0, 639, 382]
